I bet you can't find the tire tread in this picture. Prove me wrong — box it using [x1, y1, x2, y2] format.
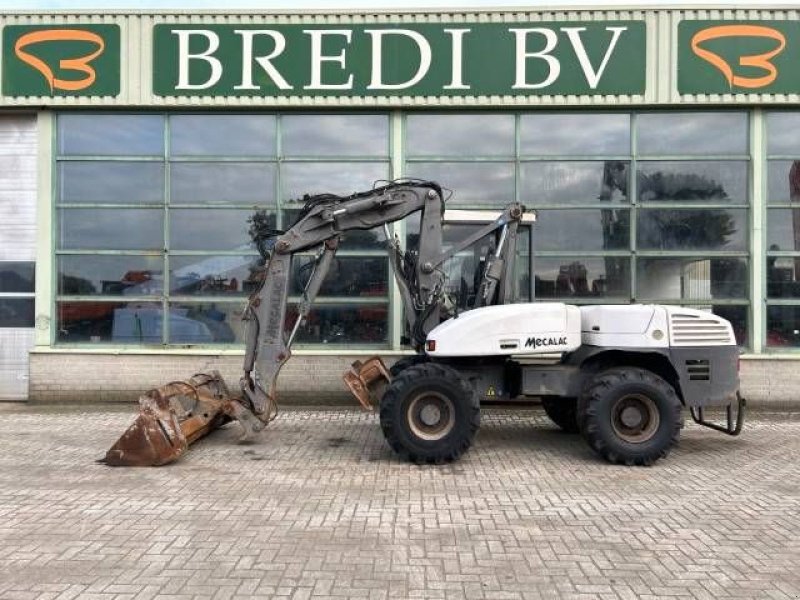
[577, 367, 682, 466]
[380, 362, 479, 464]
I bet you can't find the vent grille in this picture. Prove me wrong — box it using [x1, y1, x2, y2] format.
[685, 359, 710, 381]
[670, 313, 733, 346]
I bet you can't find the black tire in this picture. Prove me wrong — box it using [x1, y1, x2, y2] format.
[380, 363, 479, 464]
[541, 397, 579, 433]
[577, 367, 682, 466]
[389, 354, 428, 378]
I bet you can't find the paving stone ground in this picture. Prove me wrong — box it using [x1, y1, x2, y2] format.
[0, 404, 798, 600]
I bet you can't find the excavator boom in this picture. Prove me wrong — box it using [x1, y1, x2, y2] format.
[102, 180, 527, 466]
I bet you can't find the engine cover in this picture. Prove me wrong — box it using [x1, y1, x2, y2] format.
[579, 305, 736, 348]
[426, 303, 581, 357]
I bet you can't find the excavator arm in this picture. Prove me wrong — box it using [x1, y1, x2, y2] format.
[102, 180, 526, 466]
[239, 181, 445, 423]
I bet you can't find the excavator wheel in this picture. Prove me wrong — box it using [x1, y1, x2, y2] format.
[577, 367, 682, 466]
[380, 363, 479, 464]
[541, 397, 579, 433]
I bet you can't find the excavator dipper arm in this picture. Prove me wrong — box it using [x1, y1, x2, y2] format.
[240, 181, 445, 421]
[102, 180, 526, 465]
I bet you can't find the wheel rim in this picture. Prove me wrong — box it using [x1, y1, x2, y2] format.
[407, 392, 456, 441]
[610, 393, 660, 443]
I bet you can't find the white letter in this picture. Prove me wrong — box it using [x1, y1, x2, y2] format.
[365, 29, 432, 90]
[562, 26, 626, 89]
[509, 28, 560, 89]
[443, 28, 470, 90]
[234, 30, 293, 91]
[173, 30, 222, 90]
[303, 29, 354, 90]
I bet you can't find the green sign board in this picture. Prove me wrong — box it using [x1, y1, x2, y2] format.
[153, 22, 646, 97]
[679, 20, 799, 94]
[2, 24, 120, 97]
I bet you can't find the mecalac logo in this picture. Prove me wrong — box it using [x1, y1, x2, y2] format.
[524, 336, 568, 349]
[2, 25, 120, 96]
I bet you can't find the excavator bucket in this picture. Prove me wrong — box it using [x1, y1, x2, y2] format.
[101, 372, 238, 467]
[343, 357, 392, 410]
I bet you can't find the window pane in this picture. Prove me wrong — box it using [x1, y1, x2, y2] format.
[637, 113, 747, 155]
[637, 258, 747, 301]
[521, 161, 629, 205]
[406, 114, 514, 157]
[637, 161, 748, 204]
[57, 301, 163, 343]
[287, 304, 388, 344]
[59, 162, 164, 204]
[767, 112, 800, 155]
[58, 255, 163, 296]
[0, 298, 34, 328]
[405, 219, 531, 305]
[281, 114, 388, 157]
[170, 255, 263, 296]
[170, 209, 259, 252]
[436, 252, 530, 309]
[58, 114, 164, 156]
[534, 209, 630, 251]
[767, 160, 800, 204]
[405, 162, 515, 207]
[520, 113, 630, 156]
[281, 162, 388, 203]
[290, 256, 388, 297]
[767, 305, 800, 347]
[534, 257, 630, 298]
[766, 209, 800, 251]
[170, 115, 276, 156]
[171, 163, 276, 205]
[406, 218, 532, 253]
[767, 255, 800, 298]
[637, 209, 747, 251]
[59, 209, 163, 250]
[168, 302, 245, 344]
[0, 262, 34, 293]
[712, 305, 748, 347]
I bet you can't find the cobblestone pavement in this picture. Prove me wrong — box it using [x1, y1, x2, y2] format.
[0, 404, 798, 600]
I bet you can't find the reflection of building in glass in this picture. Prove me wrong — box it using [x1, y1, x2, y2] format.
[599, 161, 630, 297]
[617, 160, 736, 300]
[790, 162, 800, 280]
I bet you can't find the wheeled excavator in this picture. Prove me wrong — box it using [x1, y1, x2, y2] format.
[103, 180, 744, 468]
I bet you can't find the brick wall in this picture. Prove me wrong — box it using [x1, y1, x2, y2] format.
[27, 352, 798, 409]
[29, 352, 374, 404]
[737, 359, 800, 410]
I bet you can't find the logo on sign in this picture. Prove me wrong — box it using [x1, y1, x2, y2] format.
[3, 24, 119, 97]
[14, 29, 106, 92]
[690, 24, 786, 90]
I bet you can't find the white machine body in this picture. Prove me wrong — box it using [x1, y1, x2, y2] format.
[426, 303, 736, 357]
[426, 303, 582, 357]
[580, 305, 736, 348]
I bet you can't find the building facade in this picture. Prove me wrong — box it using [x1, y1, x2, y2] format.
[0, 7, 798, 405]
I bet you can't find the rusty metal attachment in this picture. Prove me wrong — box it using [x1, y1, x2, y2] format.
[101, 371, 261, 467]
[343, 356, 392, 410]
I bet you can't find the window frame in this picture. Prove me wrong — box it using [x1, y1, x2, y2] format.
[51, 109, 754, 350]
[763, 109, 800, 351]
[53, 111, 393, 349]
